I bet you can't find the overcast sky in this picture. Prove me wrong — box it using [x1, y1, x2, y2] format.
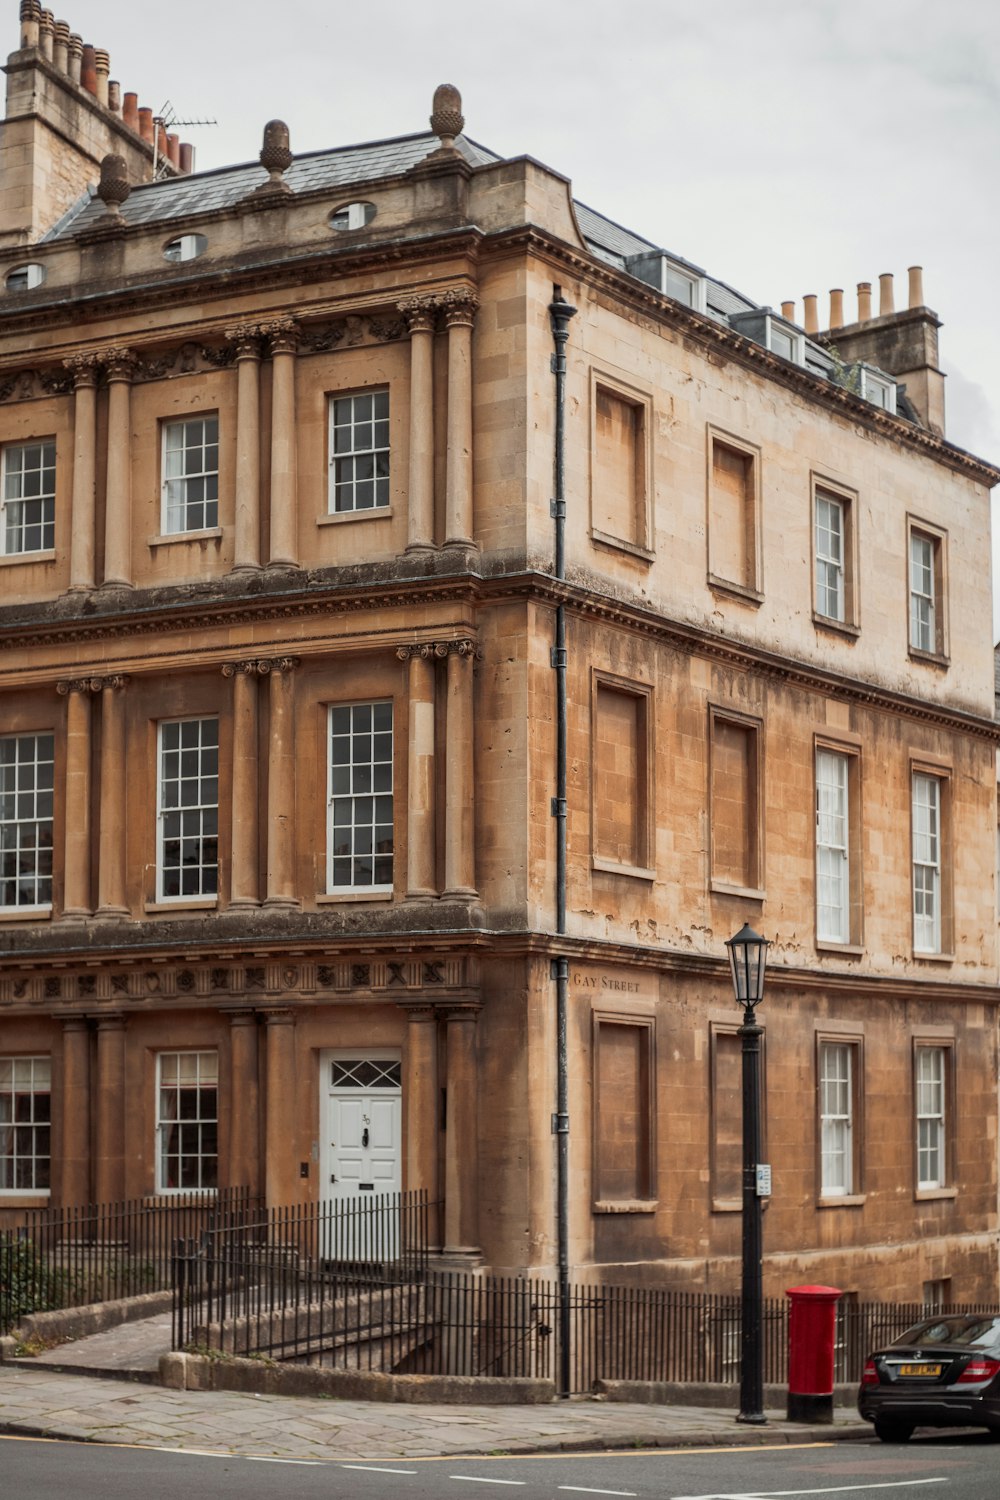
[60, 0, 1000, 631]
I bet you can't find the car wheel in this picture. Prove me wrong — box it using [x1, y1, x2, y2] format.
[874, 1419, 914, 1443]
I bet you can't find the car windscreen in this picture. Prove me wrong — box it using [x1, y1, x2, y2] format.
[896, 1317, 1000, 1349]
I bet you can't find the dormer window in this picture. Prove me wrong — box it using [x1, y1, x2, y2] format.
[330, 202, 377, 232]
[661, 259, 706, 313]
[765, 316, 805, 365]
[860, 367, 897, 414]
[5, 263, 46, 292]
[163, 234, 207, 263]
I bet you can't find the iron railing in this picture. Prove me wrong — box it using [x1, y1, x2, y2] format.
[1, 1187, 256, 1335]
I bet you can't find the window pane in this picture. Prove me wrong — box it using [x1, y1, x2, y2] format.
[328, 703, 394, 890]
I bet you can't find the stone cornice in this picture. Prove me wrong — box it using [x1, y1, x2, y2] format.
[1, 569, 996, 743]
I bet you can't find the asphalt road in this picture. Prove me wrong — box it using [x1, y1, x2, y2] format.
[1, 1431, 997, 1500]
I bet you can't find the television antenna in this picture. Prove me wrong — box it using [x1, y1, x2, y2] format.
[152, 100, 218, 177]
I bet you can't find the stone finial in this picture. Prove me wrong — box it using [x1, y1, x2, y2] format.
[430, 84, 464, 151]
[97, 154, 131, 216]
[258, 119, 293, 194]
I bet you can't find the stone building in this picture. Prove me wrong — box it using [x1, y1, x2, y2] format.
[0, 9, 997, 1303]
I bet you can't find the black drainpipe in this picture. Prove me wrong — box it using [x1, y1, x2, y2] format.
[549, 285, 576, 1398]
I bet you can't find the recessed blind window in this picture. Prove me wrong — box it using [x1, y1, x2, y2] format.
[1, 441, 55, 554]
[820, 1042, 853, 1196]
[815, 492, 845, 622]
[157, 718, 219, 900]
[912, 773, 941, 953]
[0, 732, 54, 909]
[816, 750, 849, 943]
[328, 702, 394, 890]
[0, 1056, 50, 1192]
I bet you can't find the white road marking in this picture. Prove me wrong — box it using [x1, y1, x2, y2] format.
[245, 1457, 322, 1465]
[449, 1480, 527, 1487]
[150, 1448, 230, 1458]
[671, 1479, 949, 1500]
[558, 1487, 638, 1497]
[340, 1465, 420, 1475]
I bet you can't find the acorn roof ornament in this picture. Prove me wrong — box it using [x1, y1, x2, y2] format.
[96, 153, 131, 217]
[256, 119, 294, 195]
[430, 84, 464, 153]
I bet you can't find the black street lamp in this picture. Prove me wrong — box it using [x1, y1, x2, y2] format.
[725, 920, 771, 1425]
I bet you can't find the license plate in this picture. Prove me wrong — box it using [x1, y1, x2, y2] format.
[899, 1363, 942, 1376]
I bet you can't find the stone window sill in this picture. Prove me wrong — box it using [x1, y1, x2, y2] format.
[813, 613, 860, 640]
[908, 646, 949, 670]
[711, 881, 765, 901]
[591, 528, 655, 563]
[592, 1199, 658, 1215]
[147, 528, 223, 547]
[915, 1185, 957, 1201]
[816, 941, 864, 958]
[712, 1198, 741, 1214]
[0, 1193, 50, 1206]
[592, 858, 656, 882]
[317, 889, 394, 904]
[317, 507, 393, 527]
[817, 1193, 867, 1209]
[912, 950, 955, 964]
[0, 549, 56, 567]
[708, 574, 763, 607]
[143, 898, 218, 914]
[0, 905, 51, 922]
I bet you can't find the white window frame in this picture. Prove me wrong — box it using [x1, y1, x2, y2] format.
[915, 1045, 946, 1189]
[327, 388, 390, 515]
[0, 1055, 51, 1195]
[1, 439, 56, 555]
[816, 749, 850, 943]
[161, 415, 219, 535]
[661, 258, 706, 313]
[766, 316, 805, 365]
[912, 773, 942, 953]
[819, 1041, 853, 1197]
[162, 234, 206, 264]
[909, 530, 936, 653]
[327, 701, 394, 894]
[861, 367, 897, 414]
[0, 731, 54, 911]
[156, 717, 219, 902]
[815, 491, 845, 622]
[156, 1050, 218, 1194]
[6, 263, 46, 292]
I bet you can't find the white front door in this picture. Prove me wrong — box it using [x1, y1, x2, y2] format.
[320, 1052, 402, 1260]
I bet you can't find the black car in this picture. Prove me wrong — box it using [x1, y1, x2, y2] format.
[858, 1314, 1000, 1441]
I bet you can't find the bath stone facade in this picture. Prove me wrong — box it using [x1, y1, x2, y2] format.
[0, 16, 997, 1302]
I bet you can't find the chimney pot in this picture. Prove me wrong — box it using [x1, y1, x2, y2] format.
[908, 265, 924, 309]
[94, 47, 110, 107]
[39, 10, 54, 60]
[67, 31, 81, 82]
[802, 293, 818, 335]
[20, 2, 42, 50]
[122, 91, 139, 131]
[857, 281, 872, 322]
[179, 142, 194, 174]
[108, 80, 121, 113]
[878, 272, 895, 317]
[53, 18, 68, 71]
[138, 106, 154, 144]
[97, 153, 131, 216]
[780, 300, 796, 322]
[80, 42, 97, 95]
[829, 288, 844, 329]
[167, 133, 181, 168]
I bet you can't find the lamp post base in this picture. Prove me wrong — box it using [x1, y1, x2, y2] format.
[736, 1411, 768, 1425]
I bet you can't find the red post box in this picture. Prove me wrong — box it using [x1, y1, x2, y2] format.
[786, 1284, 842, 1422]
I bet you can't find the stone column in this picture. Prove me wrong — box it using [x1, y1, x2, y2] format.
[65, 354, 99, 592]
[96, 676, 130, 916]
[264, 1009, 296, 1206]
[442, 291, 478, 550]
[228, 323, 263, 572]
[227, 1010, 261, 1194]
[443, 1004, 481, 1257]
[94, 1014, 125, 1205]
[59, 1017, 91, 1206]
[402, 1004, 440, 1244]
[56, 678, 99, 920]
[223, 661, 261, 907]
[399, 296, 437, 553]
[265, 320, 299, 569]
[399, 645, 438, 898]
[444, 642, 478, 899]
[102, 348, 135, 589]
[264, 658, 299, 908]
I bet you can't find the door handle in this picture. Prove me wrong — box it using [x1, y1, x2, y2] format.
[329, 1174, 337, 1184]
[362, 1128, 370, 1148]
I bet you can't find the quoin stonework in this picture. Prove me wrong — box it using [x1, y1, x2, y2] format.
[0, 5, 997, 1305]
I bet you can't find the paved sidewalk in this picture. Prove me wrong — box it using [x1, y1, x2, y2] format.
[0, 1362, 871, 1459]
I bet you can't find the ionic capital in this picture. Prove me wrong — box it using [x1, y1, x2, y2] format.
[56, 676, 104, 696]
[102, 674, 131, 692]
[272, 655, 300, 674]
[222, 659, 270, 679]
[396, 638, 481, 662]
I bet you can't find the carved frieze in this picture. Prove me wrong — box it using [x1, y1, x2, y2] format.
[300, 312, 405, 353]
